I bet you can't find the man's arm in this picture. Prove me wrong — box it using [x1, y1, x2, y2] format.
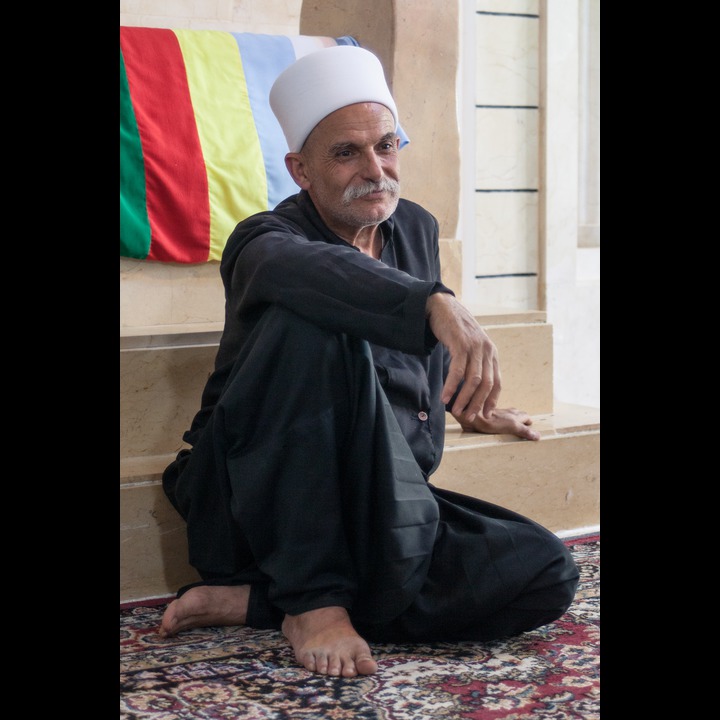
[226, 224, 441, 355]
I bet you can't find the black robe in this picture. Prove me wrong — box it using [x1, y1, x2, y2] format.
[163, 191, 579, 641]
[188, 191, 453, 478]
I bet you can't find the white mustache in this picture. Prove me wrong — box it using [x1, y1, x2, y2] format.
[343, 178, 400, 203]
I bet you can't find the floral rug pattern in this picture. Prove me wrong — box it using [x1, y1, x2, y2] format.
[120, 535, 599, 719]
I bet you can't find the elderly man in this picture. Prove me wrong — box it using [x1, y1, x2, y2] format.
[159, 45, 579, 678]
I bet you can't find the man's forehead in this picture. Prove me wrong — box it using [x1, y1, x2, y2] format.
[318, 103, 396, 137]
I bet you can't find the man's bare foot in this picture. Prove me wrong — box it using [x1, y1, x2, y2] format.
[282, 606, 378, 678]
[159, 585, 251, 638]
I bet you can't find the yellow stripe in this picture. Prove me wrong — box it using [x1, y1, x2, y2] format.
[175, 30, 267, 260]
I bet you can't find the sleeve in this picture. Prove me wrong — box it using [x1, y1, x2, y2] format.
[224, 218, 445, 355]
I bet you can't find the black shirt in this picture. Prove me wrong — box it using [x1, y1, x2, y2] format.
[185, 190, 454, 477]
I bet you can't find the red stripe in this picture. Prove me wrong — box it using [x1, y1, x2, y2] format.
[120, 28, 210, 263]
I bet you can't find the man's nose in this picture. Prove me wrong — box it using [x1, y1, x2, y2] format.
[360, 150, 384, 180]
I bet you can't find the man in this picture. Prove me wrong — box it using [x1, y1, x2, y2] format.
[159, 45, 579, 679]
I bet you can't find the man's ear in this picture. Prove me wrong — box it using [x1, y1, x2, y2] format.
[284, 153, 311, 189]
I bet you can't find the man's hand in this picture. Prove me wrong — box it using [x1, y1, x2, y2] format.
[456, 407, 540, 441]
[426, 292, 501, 422]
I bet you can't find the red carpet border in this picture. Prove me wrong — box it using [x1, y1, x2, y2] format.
[120, 535, 599, 719]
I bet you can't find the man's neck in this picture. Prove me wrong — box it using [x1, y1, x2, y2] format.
[350, 226, 382, 259]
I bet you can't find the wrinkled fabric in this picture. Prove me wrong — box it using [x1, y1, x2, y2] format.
[163, 191, 579, 640]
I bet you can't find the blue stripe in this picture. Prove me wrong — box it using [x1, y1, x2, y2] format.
[233, 33, 301, 209]
[335, 35, 360, 47]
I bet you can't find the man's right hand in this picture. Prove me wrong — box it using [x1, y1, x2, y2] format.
[426, 292, 502, 423]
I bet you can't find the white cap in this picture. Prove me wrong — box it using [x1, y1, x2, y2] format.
[269, 45, 399, 153]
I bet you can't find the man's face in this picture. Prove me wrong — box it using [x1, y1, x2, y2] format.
[296, 103, 400, 237]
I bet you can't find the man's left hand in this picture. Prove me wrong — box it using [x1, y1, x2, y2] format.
[455, 407, 540, 441]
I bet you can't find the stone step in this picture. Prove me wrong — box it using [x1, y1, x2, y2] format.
[474, 308, 553, 416]
[119, 308, 554, 461]
[433, 402, 600, 533]
[120, 402, 600, 604]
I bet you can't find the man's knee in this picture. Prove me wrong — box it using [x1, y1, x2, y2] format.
[515, 542, 580, 621]
[251, 304, 369, 375]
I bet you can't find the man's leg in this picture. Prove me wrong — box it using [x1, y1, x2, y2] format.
[354, 486, 580, 642]
[210, 305, 438, 621]
[161, 305, 439, 675]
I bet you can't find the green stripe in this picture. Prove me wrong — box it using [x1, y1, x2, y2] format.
[120, 48, 151, 259]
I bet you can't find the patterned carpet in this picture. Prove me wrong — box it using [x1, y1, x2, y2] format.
[120, 535, 599, 719]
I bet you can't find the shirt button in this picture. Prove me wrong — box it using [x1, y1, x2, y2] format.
[418, 411, 428, 421]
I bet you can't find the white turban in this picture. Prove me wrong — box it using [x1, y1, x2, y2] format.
[269, 45, 399, 153]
